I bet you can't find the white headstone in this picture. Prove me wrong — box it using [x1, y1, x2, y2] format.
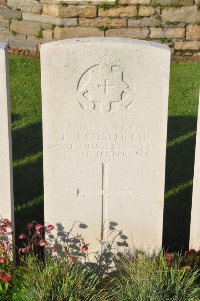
[41, 38, 170, 253]
[0, 43, 13, 223]
[190, 95, 200, 249]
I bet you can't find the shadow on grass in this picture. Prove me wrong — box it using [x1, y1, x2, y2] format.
[12, 116, 198, 253]
[11, 113, 21, 123]
[12, 122, 44, 240]
[163, 115, 197, 252]
[12, 122, 43, 161]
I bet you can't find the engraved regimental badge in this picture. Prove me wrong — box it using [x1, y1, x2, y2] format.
[77, 56, 134, 113]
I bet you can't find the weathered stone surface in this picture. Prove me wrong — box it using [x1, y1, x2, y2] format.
[0, 17, 10, 29]
[54, 26, 103, 39]
[183, 52, 193, 56]
[162, 22, 185, 28]
[11, 33, 26, 40]
[162, 7, 200, 23]
[0, 43, 13, 223]
[27, 35, 43, 42]
[0, 0, 6, 5]
[0, 7, 21, 19]
[106, 28, 149, 39]
[0, 29, 11, 42]
[0, 0, 198, 57]
[152, 0, 193, 4]
[186, 25, 200, 41]
[40, 23, 52, 30]
[10, 20, 41, 35]
[7, 0, 42, 14]
[120, 0, 151, 3]
[79, 17, 126, 27]
[22, 12, 77, 26]
[9, 37, 38, 50]
[128, 16, 161, 27]
[138, 6, 155, 17]
[43, 29, 53, 41]
[150, 27, 186, 40]
[41, 0, 114, 2]
[155, 7, 161, 15]
[99, 6, 137, 17]
[42, 4, 60, 16]
[192, 52, 200, 57]
[43, 4, 96, 18]
[41, 38, 170, 253]
[180, 0, 194, 4]
[174, 41, 200, 50]
[150, 28, 163, 39]
[164, 28, 185, 39]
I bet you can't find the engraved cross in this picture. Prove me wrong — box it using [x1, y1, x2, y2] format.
[77, 163, 133, 240]
[98, 79, 114, 94]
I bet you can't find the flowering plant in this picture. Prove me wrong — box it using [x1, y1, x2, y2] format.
[164, 248, 200, 272]
[0, 216, 200, 301]
[0, 217, 14, 297]
[18, 221, 89, 264]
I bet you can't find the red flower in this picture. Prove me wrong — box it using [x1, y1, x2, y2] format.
[50, 246, 56, 253]
[35, 224, 43, 231]
[21, 247, 29, 254]
[185, 249, 196, 257]
[1, 252, 7, 259]
[19, 233, 27, 240]
[81, 245, 88, 252]
[0, 245, 6, 251]
[0, 258, 7, 264]
[2, 219, 11, 227]
[2, 273, 12, 283]
[46, 224, 54, 231]
[0, 228, 6, 235]
[165, 252, 173, 261]
[37, 240, 46, 247]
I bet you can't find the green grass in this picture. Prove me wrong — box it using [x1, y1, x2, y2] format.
[12, 256, 112, 301]
[9, 55, 200, 251]
[164, 63, 200, 251]
[9, 252, 200, 301]
[9, 55, 43, 236]
[114, 252, 200, 301]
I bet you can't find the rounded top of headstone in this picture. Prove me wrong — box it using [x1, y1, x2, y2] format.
[41, 37, 170, 52]
[0, 42, 8, 50]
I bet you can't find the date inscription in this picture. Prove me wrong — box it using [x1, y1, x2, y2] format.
[49, 122, 154, 159]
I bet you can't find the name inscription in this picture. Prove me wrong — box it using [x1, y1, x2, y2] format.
[49, 122, 154, 159]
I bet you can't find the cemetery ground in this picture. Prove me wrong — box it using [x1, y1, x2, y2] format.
[3, 55, 200, 300]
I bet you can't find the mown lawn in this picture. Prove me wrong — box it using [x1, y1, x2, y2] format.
[9, 55, 200, 251]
